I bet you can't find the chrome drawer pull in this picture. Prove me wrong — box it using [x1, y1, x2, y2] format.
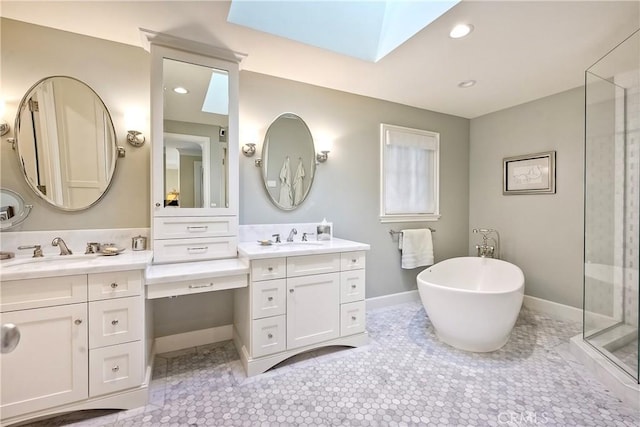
[110, 282, 119, 289]
[268, 296, 274, 301]
[189, 283, 213, 289]
[187, 247, 208, 252]
[112, 365, 120, 372]
[111, 319, 119, 326]
[267, 267, 273, 272]
[187, 226, 209, 231]
[1, 324, 20, 354]
[351, 284, 357, 289]
[351, 259, 357, 263]
[267, 333, 273, 339]
[351, 316, 357, 321]
[289, 289, 294, 293]
[74, 319, 83, 325]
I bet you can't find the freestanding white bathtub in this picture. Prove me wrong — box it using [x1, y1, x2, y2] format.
[417, 257, 524, 352]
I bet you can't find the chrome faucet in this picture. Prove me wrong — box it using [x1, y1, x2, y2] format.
[52, 237, 73, 255]
[473, 228, 500, 259]
[286, 228, 297, 242]
[18, 245, 43, 258]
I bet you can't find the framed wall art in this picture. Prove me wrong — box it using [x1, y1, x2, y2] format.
[503, 151, 556, 195]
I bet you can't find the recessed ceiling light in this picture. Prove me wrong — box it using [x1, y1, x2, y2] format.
[450, 24, 474, 39]
[173, 87, 189, 94]
[458, 80, 477, 88]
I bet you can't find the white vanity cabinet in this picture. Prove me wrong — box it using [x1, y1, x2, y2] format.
[0, 269, 147, 425]
[233, 246, 368, 376]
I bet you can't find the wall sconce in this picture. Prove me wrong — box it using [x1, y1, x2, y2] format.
[127, 130, 145, 147]
[0, 99, 10, 136]
[316, 150, 330, 163]
[242, 143, 256, 157]
[125, 108, 146, 147]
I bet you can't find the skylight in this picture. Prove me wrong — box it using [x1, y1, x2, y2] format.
[227, 0, 460, 62]
[202, 71, 229, 115]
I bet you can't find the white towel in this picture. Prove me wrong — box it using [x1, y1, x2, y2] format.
[399, 229, 434, 269]
[278, 156, 292, 208]
[292, 159, 306, 206]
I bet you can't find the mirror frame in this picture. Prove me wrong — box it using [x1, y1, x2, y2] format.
[259, 113, 317, 211]
[13, 75, 119, 211]
[145, 31, 243, 217]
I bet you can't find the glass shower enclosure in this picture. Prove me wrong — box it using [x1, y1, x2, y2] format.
[584, 28, 639, 383]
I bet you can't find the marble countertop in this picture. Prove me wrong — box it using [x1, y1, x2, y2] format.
[0, 250, 153, 281]
[145, 258, 249, 285]
[238, 238, 370, 260]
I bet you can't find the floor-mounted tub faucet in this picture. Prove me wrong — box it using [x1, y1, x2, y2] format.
[473, 228, 500, 259]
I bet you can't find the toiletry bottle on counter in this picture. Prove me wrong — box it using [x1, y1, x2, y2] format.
[317, 218, 332, 241]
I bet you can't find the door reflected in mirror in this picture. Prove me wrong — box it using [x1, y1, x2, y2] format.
[14, 76, 118, 211]
[163, 58, 229, 208]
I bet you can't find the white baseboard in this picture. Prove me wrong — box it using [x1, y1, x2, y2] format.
[522, 295, 582, 322]
[366, 290, 419, 311]
[154, 324, 233, 354]
[364, 290, 583, 324]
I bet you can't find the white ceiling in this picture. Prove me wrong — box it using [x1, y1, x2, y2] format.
[2, 0, 639, 119]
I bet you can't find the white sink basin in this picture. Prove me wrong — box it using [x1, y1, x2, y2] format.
[1, 254, 99, 269]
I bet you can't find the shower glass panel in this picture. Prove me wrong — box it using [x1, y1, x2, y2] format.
[584, 29, 639, 383]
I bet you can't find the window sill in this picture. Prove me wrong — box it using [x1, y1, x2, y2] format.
[379, 214, 441, 223]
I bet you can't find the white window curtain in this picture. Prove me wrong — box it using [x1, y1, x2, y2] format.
[380, 124, 439, 222]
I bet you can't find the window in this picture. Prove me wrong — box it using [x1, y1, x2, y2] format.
[380, 123, 440, 223]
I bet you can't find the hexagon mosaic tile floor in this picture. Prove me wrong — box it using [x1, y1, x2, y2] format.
[24, 301, 640, 426]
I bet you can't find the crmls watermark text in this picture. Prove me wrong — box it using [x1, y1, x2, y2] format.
[498, 410, 549, 426]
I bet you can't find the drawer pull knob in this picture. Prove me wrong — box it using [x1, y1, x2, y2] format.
[351, 316, 357, 321]
[111, 319, 119, 326]
[74, 319, 83, 325]
[267, 333, 273, 339]
[110, 283, 119, 289]
[351, 284, 357, 289]
[155, 202, 161, 207]
[267, 267, 273, 272]
[352, 259, 357, 263]
[112, 365, 120, 372]
[187, 247, 208, 252]
[189, 283, 213, 289]
[268, 296, 274, 301]
[187, 226, 209, 231]
[1, 324, 20, 354]
[289, 289, 294, 293]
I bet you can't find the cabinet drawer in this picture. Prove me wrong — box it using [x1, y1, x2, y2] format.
[153, 237, 238, 263]
[154, 216, 237, 239]
[1, 275, 87, 312]
[251, 258, 286, 281]
[251, 279, 286, 319]
[89, 341, 143, 397]
[251, 315, 286, 358]
[146, 274, 247, 299]
[287, 253, 340, 278]
[340, 301, 366, 336]
[89, 297, 143, 348]
[88, 270, 142, 301]
[340, 270, 366, 303]
[341, 251, 366, 271]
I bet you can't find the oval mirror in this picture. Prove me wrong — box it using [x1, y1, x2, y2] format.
[14, 76, 118, 211]
[260, 113, 316, 210]
[0, 188, 32, 230]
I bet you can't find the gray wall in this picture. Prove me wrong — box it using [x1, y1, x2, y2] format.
[239, 71, 470, 299]
[0, 18, 150, 230]
[469, 87, 585, 308]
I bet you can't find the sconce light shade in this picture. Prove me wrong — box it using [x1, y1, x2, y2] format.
[127, 130, 145, 147]
[0, 122, 9, 136]
[242, 143, 256, 157]
[316, 150, 330, 163]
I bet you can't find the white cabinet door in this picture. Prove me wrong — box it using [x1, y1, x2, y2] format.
[1, 303, 88, 419]
[286, 272, 340, 349]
